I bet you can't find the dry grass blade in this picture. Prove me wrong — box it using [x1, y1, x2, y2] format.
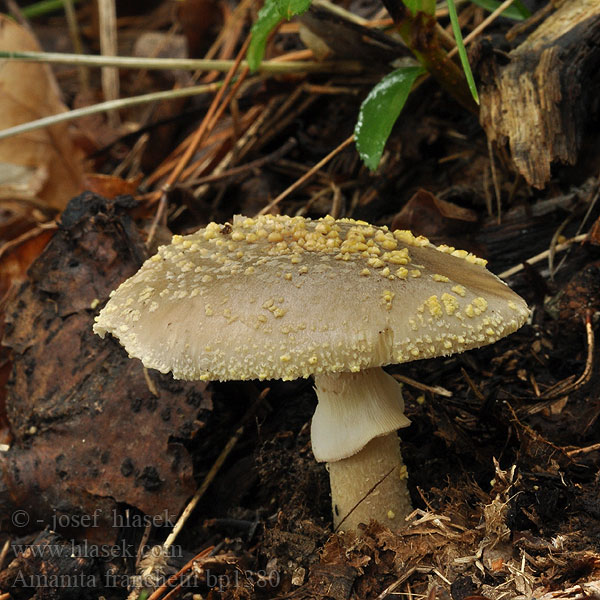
[162, 37, 251, 191]
[97, 0, 119, 127]
[375, 567, 417, 600]
[63, 0, 89, 91]
[0, 50, 364, 74]
[146, 36, 251, 247]
[0, 83, 222, 142]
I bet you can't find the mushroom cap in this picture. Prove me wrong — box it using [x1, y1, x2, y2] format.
[94, 214, 529, 381]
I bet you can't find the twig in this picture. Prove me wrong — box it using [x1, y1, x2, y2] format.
[136, 523, 153, 568]
[146, 105, 262, 188]
[162, 427, 246, 552]
[506, 1, 555, 42]
[392, 374, 453, 398]
[258, 134, 355, 215]
[113, 132, 149, 178]
[252, 87, 318, 154]
[0, 222, 57, 262]
[548, 214, 573, 279]
[567, 442, 600, 457]
[415, 487, 436, 513]
[487, 138, 502, 224]
[189, 105, 266, 198]
[554, 176, 600, 275]
[460, 367, 486, 403]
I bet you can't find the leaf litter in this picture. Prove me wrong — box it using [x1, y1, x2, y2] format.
[0, 1, 599, 600]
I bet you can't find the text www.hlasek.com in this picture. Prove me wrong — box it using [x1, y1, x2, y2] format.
[11, 540, 182, 560]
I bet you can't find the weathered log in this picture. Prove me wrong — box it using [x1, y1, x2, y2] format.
[479, 0, 600, 189]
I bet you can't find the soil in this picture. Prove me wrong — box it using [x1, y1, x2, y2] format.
[0, 1, 600, 599]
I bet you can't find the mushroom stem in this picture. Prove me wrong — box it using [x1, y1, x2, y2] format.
[311, 367, 413, 531]
[328, 433, 412, 531]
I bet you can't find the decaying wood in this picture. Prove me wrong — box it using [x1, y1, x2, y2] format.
[479, 0, 600, 188]
[0, 193, 213, 544]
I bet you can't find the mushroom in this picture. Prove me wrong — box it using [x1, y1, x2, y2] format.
[94, 215, 529, 531]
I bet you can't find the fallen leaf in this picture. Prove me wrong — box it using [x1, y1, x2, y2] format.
[0, 226, 55, 299]
[391, 189, 478, 238]
[0, 15, 84, 210]
[83, 173, 141, 199]
[0, 193, 213, 544]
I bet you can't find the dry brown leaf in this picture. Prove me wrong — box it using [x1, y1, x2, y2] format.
[391, 189, 478, 239]
[83, 173, 141, 198]
[0, 225, 54, 298]
[0, 15, 84, 210]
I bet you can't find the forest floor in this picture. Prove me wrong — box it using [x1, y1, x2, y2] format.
[0, 0, 599, 599]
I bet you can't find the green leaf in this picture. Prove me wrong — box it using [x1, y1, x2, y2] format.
[247, 0, 284, 72]
[469, 0, 530, 21]
[247, 0, 312, 72]
[355, 66, 425, 171]
[21, 0, 83, 19]
[447, 0, 479, 105]
[275, 0, 311, 19]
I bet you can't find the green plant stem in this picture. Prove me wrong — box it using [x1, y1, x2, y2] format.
[0, 50, 364, 74]
[21, 0, 82, 18]
[381, 1, 478, 114]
